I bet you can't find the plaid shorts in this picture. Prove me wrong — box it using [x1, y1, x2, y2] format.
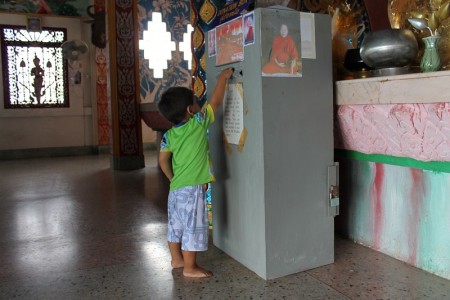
[167, 185, 209, 251]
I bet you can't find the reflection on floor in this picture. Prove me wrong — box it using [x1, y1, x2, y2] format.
[0, 151, 449, 299]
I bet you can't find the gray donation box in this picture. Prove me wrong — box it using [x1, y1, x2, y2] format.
[206, 8, 337, 280]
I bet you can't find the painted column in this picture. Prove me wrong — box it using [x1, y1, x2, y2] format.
[95, 0, 109, 147]
[106, 0, 144, 170]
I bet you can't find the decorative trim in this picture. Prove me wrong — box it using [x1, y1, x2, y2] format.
[0, 146, 101, 160]
[96, 47, 109, 146]
[336, 149, 450, 173]
[335, 103, 450, 162]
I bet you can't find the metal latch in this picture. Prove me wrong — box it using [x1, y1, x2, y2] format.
[329, 185, 339, 207]
[328, 163, 339, 217]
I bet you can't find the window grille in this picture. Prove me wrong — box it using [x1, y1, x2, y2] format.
[0, 25, 69, 108]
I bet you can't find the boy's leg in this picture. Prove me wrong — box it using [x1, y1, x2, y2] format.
[167, 190, 184, 269]
[169, 185, 210, 277]
[182, 250, 213, 278]
[168, 242, 184, 268]
[181, 185, 211, 277]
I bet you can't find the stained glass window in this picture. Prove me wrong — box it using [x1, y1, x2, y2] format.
[0, 25, 68, 108]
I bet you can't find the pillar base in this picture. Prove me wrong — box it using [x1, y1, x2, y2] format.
[110, 155, 145, 170]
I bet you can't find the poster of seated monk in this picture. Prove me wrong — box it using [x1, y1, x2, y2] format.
[261, 10, 302, 77]
[244, 12, 255, 45]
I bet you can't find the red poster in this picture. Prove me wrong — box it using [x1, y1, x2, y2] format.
[215, 17, 244, 66]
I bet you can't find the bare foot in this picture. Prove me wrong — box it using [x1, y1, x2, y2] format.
[183, 266, 213, 278]
[171, 259, 184, 269]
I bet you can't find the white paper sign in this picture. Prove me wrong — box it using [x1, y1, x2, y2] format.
[223, 83, 244, 145]
[300, 13, 316, 59]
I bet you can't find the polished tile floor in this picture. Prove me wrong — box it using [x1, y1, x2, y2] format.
[0, 151, 449, 299]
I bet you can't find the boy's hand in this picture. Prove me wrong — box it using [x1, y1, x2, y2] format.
[210, 68, 234, 112]
[219, 67, 234, 81]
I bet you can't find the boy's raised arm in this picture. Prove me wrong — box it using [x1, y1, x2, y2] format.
[209, 68, 234, 113]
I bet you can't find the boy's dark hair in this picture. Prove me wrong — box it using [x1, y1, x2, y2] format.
[157, 87, 194, 124]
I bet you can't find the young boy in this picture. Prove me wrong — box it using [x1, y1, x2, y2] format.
[157, 68, 234, 278]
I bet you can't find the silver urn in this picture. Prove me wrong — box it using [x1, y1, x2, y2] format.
[360, 29, 418, 69]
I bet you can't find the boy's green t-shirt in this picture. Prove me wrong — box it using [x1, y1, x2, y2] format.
[160, 104, 215, 191]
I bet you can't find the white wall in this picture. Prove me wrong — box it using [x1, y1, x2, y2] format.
[0, 12, 97, 151]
